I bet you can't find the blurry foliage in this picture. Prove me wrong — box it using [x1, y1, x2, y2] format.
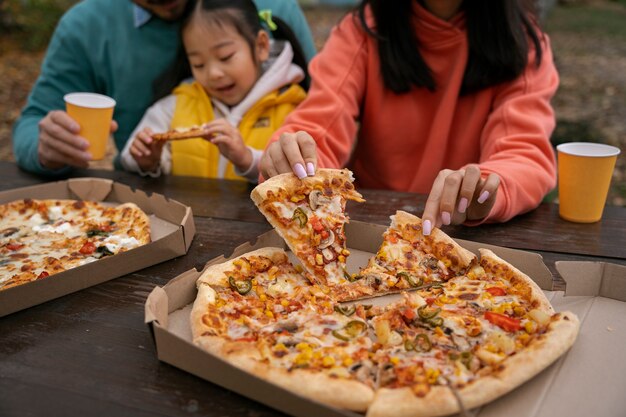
[0, 0, 79, 51]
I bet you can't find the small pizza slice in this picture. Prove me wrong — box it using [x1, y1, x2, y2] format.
[365, 249, 580, 417]
[341, 211, 476, 300]
[151, 125, 209, 141]
[251, 169, 364, 290]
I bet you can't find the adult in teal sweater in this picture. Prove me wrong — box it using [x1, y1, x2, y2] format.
[13, 0, 316, 175]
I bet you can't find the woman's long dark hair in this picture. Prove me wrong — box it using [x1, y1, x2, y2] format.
[152, 0, 309, 102]
[357, 0, 543, 95]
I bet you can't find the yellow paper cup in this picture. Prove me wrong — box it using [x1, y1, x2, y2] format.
[64, 93, 116, 160]
[557, 142, 620, 223]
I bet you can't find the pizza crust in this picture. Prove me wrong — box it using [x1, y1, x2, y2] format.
[194, 336, 375, 412]
[478, 248, 554, 313]
[367, 311, 579, 417]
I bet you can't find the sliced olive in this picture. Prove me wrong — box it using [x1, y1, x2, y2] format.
[228, 276, 252, 295]
[292, 207, 307, 227]
[418, 305, 441, 320]
[334, 304, 356, 316]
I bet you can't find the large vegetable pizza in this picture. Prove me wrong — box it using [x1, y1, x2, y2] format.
[0, 199, 151, 291]
[191, 170, 579, 416]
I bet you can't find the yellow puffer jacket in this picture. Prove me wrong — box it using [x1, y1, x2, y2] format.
[170, 81, 306, 180]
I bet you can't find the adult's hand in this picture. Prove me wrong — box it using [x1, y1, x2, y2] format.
[37, 110, 117, 169]
[259, 131, 317, 179]
[421, 165, 500, 235]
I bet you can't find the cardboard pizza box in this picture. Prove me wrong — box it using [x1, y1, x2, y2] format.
[0, 177, 195, 317]
[145, 220, 626, 417]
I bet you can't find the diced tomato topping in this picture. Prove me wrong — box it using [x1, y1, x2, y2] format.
[388, 234, 398, 244]
[425, 297, 436, 306]
[484, 312, 521, 332]
[37, 271, 50, 279]
[486, 287, 506, 296]
[234, 336, 257, 342]
[6, 243, 24, 251]
[309, 215, 324, 233]
[79, 242, 96, 255]
[401, 307, 416, 320]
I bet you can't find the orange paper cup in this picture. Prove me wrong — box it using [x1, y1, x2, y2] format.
[557, 142, 620, 223]
[64, 93, 116, 160]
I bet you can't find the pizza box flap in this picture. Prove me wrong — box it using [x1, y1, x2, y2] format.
[0, 178, 195, 317]
[558, 261, 626, 302]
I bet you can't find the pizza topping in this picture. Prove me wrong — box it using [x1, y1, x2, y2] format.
[229, 276, 252, 295]
[292, 208, 307, 227]
[404, 333, 432, 352]
[397, 271, 422, 287]
[334, 304, 356, 316]
[37, 271, 50, 279]
[484, 312, 522, 332]
[79, 242, 96, 255]
[1, 227, 19, 237]
[333, 320, 368, 341]
[486, 286, 506, 296]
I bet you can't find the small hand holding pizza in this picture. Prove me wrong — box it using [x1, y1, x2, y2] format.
[201, 119, 253, 173]
[130, 127, 166, 172]
[421, 165, 500, 235]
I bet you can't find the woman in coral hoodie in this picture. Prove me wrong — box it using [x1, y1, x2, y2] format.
[260, 0, 558, 233]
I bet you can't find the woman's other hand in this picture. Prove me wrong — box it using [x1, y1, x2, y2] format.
[260, 131, 318, 179]
[421, 165, 500, 235]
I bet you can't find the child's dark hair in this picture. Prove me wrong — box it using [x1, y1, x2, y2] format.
[152, 0, 309, 102]
[356, 0, 543, 95]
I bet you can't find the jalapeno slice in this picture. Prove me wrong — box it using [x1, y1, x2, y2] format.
[333, 320, 367, 341]
[404, 339, 415, 351]
[427, 316, 444, 327]
[228, 276, 252, 295]
[414, 333, 432, 352]
[397, 271, 423, 287]
[292, 207, 308, 227]
[418, 305, 441, 320]
[334, 304, 356, 316]
[460, 351, 473, 369]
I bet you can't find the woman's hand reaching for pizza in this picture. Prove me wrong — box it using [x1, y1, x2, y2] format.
[201, 119, 253, 173]
[129, 127, 165, 172]
[421, 165, 500, 235]
[260, 131, 318, 179]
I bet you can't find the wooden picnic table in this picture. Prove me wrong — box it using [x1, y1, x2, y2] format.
[1, 161, 625, 417]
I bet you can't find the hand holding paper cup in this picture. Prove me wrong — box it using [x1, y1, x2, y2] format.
[64, 93, 116, 160]
[557, 142, 620, 223]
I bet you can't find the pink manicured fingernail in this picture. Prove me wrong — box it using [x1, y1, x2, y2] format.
[294, 163, 307, 179]
[71, 123, 80, 132]
[441, 211, 451, 225]
[477, 191, 490, 204]
[85, 152, 93, 160]
[458, 198, 468, 213]
[306, 162, 315, 176]
[423, 220, 432, 236]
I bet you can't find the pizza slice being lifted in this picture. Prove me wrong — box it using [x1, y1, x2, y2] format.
[251, 169, 365, 289]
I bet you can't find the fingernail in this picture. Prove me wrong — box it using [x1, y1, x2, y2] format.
[85, 152, 93, 160]
[71, 123, 80, 132]
[477, 191, 490, 204]
[306, 162, 315, 176]
[441, 211, 451, 225]
[294, 163, 307, 179]
[81, 140, 90, 150]
[458, 198, 468, 213]
[423, 220, 432, 236]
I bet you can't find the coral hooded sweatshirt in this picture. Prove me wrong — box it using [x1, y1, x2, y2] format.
[270, 3, 558, 223]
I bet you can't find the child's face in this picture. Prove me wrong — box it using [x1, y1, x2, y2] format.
[183, 18, 270, 107]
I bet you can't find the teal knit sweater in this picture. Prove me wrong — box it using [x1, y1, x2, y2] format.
[13, 0, 316, 175]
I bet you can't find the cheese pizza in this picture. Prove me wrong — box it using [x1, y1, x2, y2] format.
[0, 199, 150, 290]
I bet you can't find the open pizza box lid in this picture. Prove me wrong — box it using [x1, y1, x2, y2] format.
[145, 220, 626, 417]
[0, 178, 195, 317]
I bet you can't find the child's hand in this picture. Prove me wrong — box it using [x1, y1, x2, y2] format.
[421, 165, 500, 235]
[129, 127, 165, 172]
[202, 120, 253, 172]
[259, 131, 317, 179]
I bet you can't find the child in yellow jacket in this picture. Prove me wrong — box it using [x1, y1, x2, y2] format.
[121, 0, 307, 181]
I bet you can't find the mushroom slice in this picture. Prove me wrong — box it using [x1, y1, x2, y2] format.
[318, 230, 335, 249]
[308, 189, 330, 210]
